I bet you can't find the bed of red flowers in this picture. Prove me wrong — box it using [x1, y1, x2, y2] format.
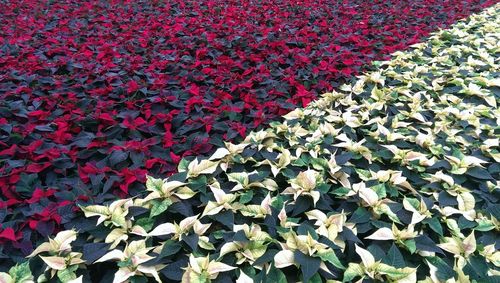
[0, 0, 496, 265]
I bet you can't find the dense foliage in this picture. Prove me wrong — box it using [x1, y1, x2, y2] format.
[0, 0, 497, 262]
[13, 5, 500, 282]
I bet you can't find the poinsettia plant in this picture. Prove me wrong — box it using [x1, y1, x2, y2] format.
[1, 0, 496, 265]
[22, 5, 500, 282]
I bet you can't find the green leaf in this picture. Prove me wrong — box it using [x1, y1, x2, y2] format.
[343, 263, 364, 282]
[8, 261, 33, 282]
[403, 239, 416, 254]
[15, 173, 39, 196]
[331, 187, 350, 197]
[117, 258, 133, 268]
[188, 176, 208, 194]
[264, 265, 287, 283]
[271, 195, 284, 210]
[404, 197, 420, 210]
[294, 251, 321, 283]
[317, 250, 345, 269]
[311, 158, 329, 171]
[150, 198, 173, 217]
[475, 218, 495, 231]
[227, 172, 249, 187]
[239, 190, 254, 204]
[159, 240, 183, 259]
[466, 167, 494, 180]
[424, 217, 443, 236]
[376, 263, 415, 280]
[415, 235, 442, 254]
[135, 216, 155, 232]
[130, 276, 149, 283]
[371, 183, 387, 199]
[146, 176, 164, 191]
[309, 273, 322, 283]
[57, 267, 77, 282]
[297, 223, 318, 239]
[426, 256, 456, 281]
[463, 256, 489, 280]
[384, 244, 405, 268]
[349, 207, 371, 223]
[177, 158, 191, 172]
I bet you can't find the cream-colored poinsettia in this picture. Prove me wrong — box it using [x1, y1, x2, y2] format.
[96, 240, 163, 283]
[182, 254, 236, 283]
[226, 171, 278, 192]
[334, 134, 372, 163]
[274, 231, 345, 273]
[80, 198, 133, 228]
[219, 224, 272, 265]
[277, 206, 299, 228]
[132, 214, 210, 242]
[202, 182, 237, 216]
[141, 176, 196, 204]
[283, 169, 323, 205]
[445, 154, 488, 175]
[402, 197, 432, 224]
[381, 145, 435, 167]
[351, 182, 400, 224]
[231, 193, 273, 218]
[480, 244, 500, 267]
[437, 231, 477, 259]
[343, 245, 416, 282]
[256, 147, 292, 176]
[365, 224, 418, 253]
[27, 230, 85, 280]
[305, 209, 351, 250]
[358, 170, 415, 193]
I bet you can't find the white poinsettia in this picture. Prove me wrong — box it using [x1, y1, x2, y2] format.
[202, 182, 237, 217]
[343, 245, 416, 282]
[274, 231, 345, 272]
[132, 214, 210, 241]
[283, 169, 323, 205]
[96, 240, 163, 283]
[219, 224, 272, 265]
[182, 255, 236, 282]
[142, 176, 196, 203]
[27, 230, 85, 280]
[437, 231, 477, 258]
[305, 209, 350, 248]
[79, 198, 133, 228]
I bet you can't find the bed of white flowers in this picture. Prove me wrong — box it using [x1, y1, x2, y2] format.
[3, 4, 498, 283]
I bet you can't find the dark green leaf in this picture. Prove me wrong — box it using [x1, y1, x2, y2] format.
[415, 235, 443, 254]
[384, 244, 405, 268]
[426, 256, 456, 281]
[466, 167, 494, 180]
[424, 217, 443, 236]
[82, 243, 111, 263]
[159, 240, 182, 258]
[294, 251, 321, 283]
[239, 190, 254, 204]
[263, 265, 287, 283]
[349, 207, 371, 224]
[253, 249, 279, 266]
[463, 256, 489, 280]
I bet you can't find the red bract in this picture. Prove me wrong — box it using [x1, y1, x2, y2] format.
[0, 0, 496, 264]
